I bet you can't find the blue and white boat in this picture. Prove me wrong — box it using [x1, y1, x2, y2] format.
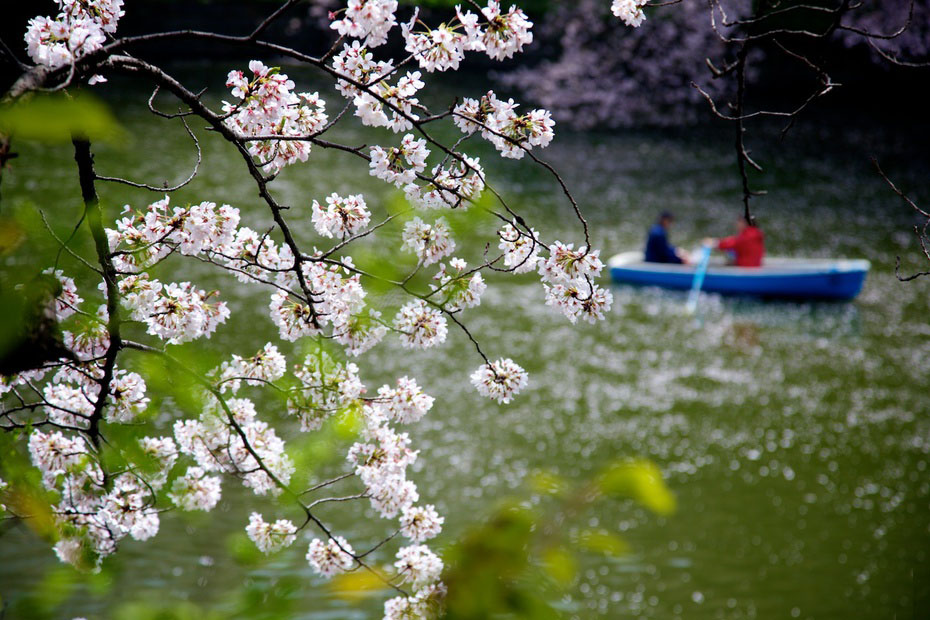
[608, 252, 870, 300]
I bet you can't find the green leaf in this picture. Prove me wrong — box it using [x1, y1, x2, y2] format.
[0, 92, 125, 144]
[541, 546, 577, 587]
[596, 459, 677, 516]
[527, 469, 569, 497]
[574, 530, 629, 557]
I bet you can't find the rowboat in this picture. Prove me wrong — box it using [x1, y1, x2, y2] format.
[607, 252, 870, 300]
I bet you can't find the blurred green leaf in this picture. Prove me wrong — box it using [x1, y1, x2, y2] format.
[0, 93, 125, 144]
[35, 565, 78, 611]
[527, 469, 569, 497]
[541, 547, 576, 587]
[574, 530, 629, 557]
[227, 530, 263, 566]
[0, 216, 26, 256]
[597, 459, 677, 516]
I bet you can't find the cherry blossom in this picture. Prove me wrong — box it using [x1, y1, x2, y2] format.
[223, 61, 328, 173]
[333, 309, 388, 357]
[544, 281, 614, 324]
[394, 544, 443, 589]
[43, 268, 83, 320]
[498, 223, 542, 273]
[173, 397, 294, 497]
[25, 15, 106, 70]
[6, 0, 618, 612]
[452, 90, 554, 159]
[455, 1, 534, 61]
[402, 9, 468, 72]
[538, 241, 604, 285]
[312, 193, 371, 239]
[332, 41, 395, 100]
[289, 351, 364, 431]
[370, 134, 431, 187]
[306, 536, 356, 577]
[470, 358, 529, 404]
[431, 258, 486, 311]
[353, 71, 424, 132]
[408, 157, 485, 210]
[368, 472, 419, 518]
[349, 422, 419, 476]
[63, 306, 110, 361]
[612, 0, 648, 28]
[330, 0, 399, 48]
[394, 299, 448, 349]
[401, 217, 456, 266]
[399, 504, 444, 542]
[374, 376, 434, 424]
[246, 512, 298, 554]
[217, 343, 287, 394]
[125, 280, 229, 345]
[59, 0, 125, 33]
[221, 226, 289, 283]
[168, 466, 222, 511]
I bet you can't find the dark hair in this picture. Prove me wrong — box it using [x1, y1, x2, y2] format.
[658, 211, 675, 222]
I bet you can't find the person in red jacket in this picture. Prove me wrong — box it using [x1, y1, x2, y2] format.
[705, 217, 765, 267]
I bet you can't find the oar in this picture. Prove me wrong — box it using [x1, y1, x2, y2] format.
[685, 243, 712, 314]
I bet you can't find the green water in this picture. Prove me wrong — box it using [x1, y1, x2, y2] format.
[1, 69, 929, 619]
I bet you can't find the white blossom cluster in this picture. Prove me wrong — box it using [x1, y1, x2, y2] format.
[456, 1, 534, 61]
[27, 428, 172, 571]
[401, 9, 470, 73]
[355, 70, 425, 133]
[288, 351, 364, 431]
[173, 396, 294, 499]
[394, 299, 448, 349]
[401, 217, 456, 266]
[330, 0, 399, 48]
[399, 504, 444, 542]
[497, 224, 614, 325]
[469, 357, 529, 404]
[269, 257, 369, 343]
[63, 305, 110, 361]
[331, 41, 428, 132]
[373, 376, 435, 425]
[223, 61, 329, 173]
[539, 241, 614, 324]
[44, 268, 83, 320]
[107, 196, 240, 273]
[431, 258, 486, 312]
[498, 223, 542, 274]
[612, 0, 649, 28]
[216, 343, 287, 394]
[311, 193, 371, 239]
[453, 90, 555, 159]
[119, 275, 230, 344]
[24, 0, 123, 77]
[370, 134, 431, 188]
[306, 535, 356, 576]
[332, 41, 396, 100]
[294, 373, 443, 602]
[246, 512, 298, 554]
[406, 156, 486, 210]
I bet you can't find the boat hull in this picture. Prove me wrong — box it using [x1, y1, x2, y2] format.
[608, 253, 870, 301]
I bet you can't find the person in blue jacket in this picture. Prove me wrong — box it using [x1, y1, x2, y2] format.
[644, 211, 690, 264]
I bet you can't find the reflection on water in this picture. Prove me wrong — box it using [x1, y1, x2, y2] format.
[1, 76, 928, 619]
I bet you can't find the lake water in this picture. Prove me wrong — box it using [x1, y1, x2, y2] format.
[1, 70, 928, 619]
